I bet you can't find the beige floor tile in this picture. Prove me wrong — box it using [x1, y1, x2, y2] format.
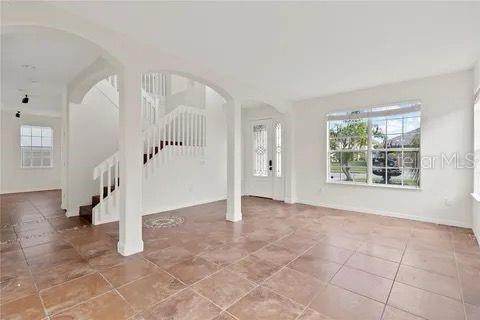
[40, 273, 112, 315]
[388, 282, 465, 320]
[264, 267, 325, 306]
[347, 252, 399, 279]
[118, 271, 185, 312]
[396, 265, 461, 300]
[310, 285, 385, 320]
[331, 266, 393, 303]
[192, 269, 255, 309]
[227, 286, 304, 320]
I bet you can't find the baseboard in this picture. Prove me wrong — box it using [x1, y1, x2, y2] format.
[296, 198, 472, 229]
[1, 187, 61, 195]
[66, 210, 79, 217]
[474, 227, 480, 245]
[142, 196, 227, 217]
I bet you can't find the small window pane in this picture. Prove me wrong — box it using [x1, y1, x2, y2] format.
[387, 151, 401, 168]
[386, 134, 403, 148]
[42, 158, 51, 167]
[32, 158, 42, 167]
[350, 167, 367, 183]
[42, 137, 52, 147]
[21, 136, 31, 147]
[404, 117, 420, 133]
[42, 127, 52, 137]
[386, 119, 403, 134]
[372, 136, 386, 149]
[372, 151, 386, 167]
[31, 127, 42, 137]
[32, 137, 42, 147]
[22, 157, 31, 167]
[387, 168, 403, 185]
[21, 126, 31, 136]
[403, 169, 420, 186]
[403, 151, 420, 168]
[403, 130, 420, 148]
[372, 168, 386, 184]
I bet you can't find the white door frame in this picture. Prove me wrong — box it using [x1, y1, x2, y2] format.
[245, 117, 285, 200]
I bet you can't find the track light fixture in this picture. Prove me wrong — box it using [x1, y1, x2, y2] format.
[22, 94, 29, 104]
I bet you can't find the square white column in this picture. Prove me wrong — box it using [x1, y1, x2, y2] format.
[118, 67, 144, 255]
[225, 100, 242, 222]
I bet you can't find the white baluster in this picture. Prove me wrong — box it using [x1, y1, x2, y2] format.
[173, 110, 177, 155]
[99, 165, 104, 213]
[107, 160, 112, 197]
[182, 107, 186, 155]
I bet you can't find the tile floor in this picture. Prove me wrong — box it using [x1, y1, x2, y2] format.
[1, 190, 479, 320]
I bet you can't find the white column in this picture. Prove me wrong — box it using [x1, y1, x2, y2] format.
[225, 100, 242, 221]
[118, 67, 144, 256]
[60, 88, 69, 211]
[284, 108, 296, 204]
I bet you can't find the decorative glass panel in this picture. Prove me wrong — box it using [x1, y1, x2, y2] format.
[253, 124, 268, 177]
[275, 123, 282, 177]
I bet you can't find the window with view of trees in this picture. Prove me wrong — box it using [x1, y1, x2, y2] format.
[327, 101, 421, 188]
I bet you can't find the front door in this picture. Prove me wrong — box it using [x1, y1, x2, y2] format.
[248, 118, 280, 198]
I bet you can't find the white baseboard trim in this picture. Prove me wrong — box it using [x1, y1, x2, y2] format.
[117, 240, 144, 256]
[66, 210, 79, 217]
[474, 227, 480, 245]
[142, 196, 227, 217]
[296, 199, 472, 229]
[1, 187, 61, 195]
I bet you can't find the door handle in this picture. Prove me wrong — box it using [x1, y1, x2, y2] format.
[269, 160, 273, 171]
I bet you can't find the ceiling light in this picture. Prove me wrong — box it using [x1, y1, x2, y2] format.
[22, 94, 29, 104]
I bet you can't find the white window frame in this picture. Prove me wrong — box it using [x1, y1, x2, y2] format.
[326, 101, 422, 190]
[20, 125, 54, 169]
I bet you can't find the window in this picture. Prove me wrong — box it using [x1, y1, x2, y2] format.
[275, 123, 282, 177]
[20, 125, 53, 168]
[327, 101, 421, 188]
[253, 124, 268, 177]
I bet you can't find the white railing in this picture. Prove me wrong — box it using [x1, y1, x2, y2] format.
[143, 105, 206, 166]
[92, 105, 206, 223]
[106, 75, 119, 91]
[92, 151, 120, 219]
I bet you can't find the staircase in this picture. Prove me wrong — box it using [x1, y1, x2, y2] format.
[79, 105, 206, 224]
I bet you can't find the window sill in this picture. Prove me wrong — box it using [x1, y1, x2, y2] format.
[471, 193, 480, 202]
[325, 180, 422, 191]
[21, 166, 54, 169]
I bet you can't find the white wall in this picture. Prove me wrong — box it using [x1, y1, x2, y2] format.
[1, 110, 62, 193]
[142, 87, 227, 214]
[67, 81, 119, 215]
[293, 70, 474, 228]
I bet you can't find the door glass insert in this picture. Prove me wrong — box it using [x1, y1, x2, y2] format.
[253, 124, 268, 177]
